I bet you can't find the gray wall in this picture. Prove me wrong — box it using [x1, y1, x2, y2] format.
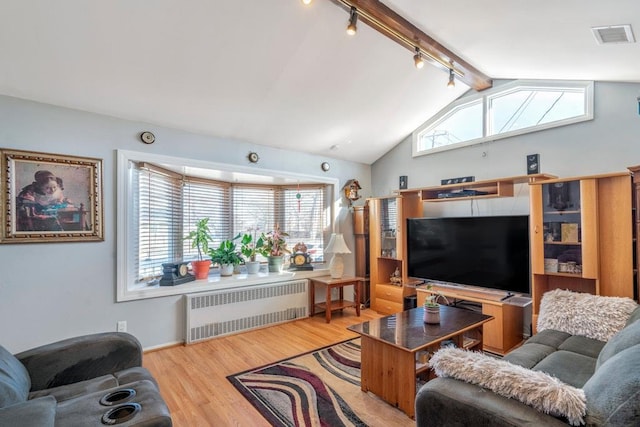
[0, 95, 372, 353]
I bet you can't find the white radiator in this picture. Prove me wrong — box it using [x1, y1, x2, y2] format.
[184, 279, 308, 344]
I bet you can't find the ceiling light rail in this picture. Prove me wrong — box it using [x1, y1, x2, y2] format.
[328, 0, 492, 91]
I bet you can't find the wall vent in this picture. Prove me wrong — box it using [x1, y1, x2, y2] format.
[591, 25, 635, 44]
[185, 280, 308, 344]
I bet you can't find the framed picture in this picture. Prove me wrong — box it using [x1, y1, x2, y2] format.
[1, 149, 103, 243]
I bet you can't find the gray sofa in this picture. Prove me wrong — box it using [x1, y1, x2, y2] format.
[0, 332, 172, 426]
[416, 298, 640, 426]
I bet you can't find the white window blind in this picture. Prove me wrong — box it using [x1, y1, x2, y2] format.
[134, 163, 183, 281]
[183, 179, 230, 260]
[133, 161, 329, 281]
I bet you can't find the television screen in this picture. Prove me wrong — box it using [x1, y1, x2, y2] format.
[407, 215, 530, 295]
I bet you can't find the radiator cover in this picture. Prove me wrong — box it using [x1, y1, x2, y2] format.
[185, 279, 308, 344]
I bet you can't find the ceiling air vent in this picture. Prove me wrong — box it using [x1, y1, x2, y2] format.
[591, 24, 635, 44]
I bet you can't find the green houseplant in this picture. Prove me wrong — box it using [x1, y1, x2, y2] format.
[240, 228, 264, 274]
[209, 237, 243, 276]
[184, 217, 213, 279]
[423, 284, 450, 324]
[258, 225, 290, 273]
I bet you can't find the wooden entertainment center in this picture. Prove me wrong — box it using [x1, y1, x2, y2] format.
[366, 171, 635, 355]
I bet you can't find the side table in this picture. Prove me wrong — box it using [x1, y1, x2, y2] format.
[309, 276, 363, 323]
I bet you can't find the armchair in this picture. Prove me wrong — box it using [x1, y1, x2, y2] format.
[1, 332, 171, 426]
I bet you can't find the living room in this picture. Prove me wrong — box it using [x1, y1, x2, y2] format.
[2, 1, 640, 426]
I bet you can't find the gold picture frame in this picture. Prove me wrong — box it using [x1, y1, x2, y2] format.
[1, 149, 103, 243]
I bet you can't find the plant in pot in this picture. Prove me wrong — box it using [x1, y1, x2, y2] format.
[240, 228, 264, 274]
[209, 237, 243, 277]
[423, 284, 450, 324]
[184, 217, 213, 280]
[258, 225, 290, 273]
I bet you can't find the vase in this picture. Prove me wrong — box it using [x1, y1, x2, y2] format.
[246, 261, 261, 274]
[220, 263, 234, 276]
[424, 305, 440, 324]
[268, 256, 284, 273]
[191, 260, 211, 280]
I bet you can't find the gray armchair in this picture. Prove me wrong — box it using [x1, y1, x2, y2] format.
[1, 332, 172, 426]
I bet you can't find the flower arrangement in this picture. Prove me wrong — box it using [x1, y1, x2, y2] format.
[258, 225, 290, 257]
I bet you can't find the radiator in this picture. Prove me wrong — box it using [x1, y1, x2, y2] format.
[185, 279, 308, 344]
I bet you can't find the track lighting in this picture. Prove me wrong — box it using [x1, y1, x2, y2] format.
[301, 0, 312, 5]
[413, 47, 424, 69]
[447, 67, 455, 88]
[346, 7, 358, 35]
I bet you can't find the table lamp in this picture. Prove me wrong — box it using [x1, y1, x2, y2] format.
[325, 233, 351, 278]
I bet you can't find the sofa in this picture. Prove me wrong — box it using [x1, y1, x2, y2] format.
[415, 289, 640, 426]
[0, 332, 172, 426]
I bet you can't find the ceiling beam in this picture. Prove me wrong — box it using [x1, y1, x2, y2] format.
[330, 0, 493, 91]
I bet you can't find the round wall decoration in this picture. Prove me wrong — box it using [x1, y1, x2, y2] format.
[248, 152, 260, 163]
[140, 131, 155, 144]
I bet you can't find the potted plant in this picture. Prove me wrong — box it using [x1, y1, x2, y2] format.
[258, 225, 290, 273]
[209, 237, 243, 276]
[184, 218, 213, 279]
[240, 228, 264, 274]
[423, 284, 450, 324]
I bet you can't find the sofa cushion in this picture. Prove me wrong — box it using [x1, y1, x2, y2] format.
[0, 345, 31, 408]
[0, 396, 56, 427]
[625, 306, 640, 327]
[525, 329, 572, 349]
[537, 289, 638, 341]
[503, 343, 557, 369]
[596, 318, 640, 370]
[558, 335, 605, 359]
[583, 344, 640, 426]
[532, 350, 596, 388]
[430, 347, 586, 426]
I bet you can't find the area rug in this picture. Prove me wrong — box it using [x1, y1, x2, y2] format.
[227, 339, 413, 427]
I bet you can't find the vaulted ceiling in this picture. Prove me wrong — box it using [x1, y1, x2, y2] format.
[1, 1, 638, 164]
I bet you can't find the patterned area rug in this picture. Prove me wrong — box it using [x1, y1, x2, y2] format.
[227, 339, 413, 427]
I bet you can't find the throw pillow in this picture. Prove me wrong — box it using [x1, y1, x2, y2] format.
[537, 289, 638, 342]
[430, 347, 586, 426]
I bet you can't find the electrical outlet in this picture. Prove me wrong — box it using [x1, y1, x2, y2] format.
[117, 321, 127, 332]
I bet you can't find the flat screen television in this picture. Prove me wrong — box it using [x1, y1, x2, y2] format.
[407, 215, 530, 295]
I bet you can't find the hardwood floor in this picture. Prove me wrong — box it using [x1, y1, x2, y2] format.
[144, 308, 386, 426]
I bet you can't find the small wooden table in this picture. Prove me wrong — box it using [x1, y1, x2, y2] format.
[348, 306, 493, 418]
[309, 276, 362, 323]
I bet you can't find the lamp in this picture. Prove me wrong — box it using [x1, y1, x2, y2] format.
[346, 7, 358, 35]
[413, 47, 424, 69]
[325, 233, 351, 278]
[447, 67, 455, 88]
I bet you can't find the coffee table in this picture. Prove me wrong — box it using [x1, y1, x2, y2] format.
[347, 305, 493, 418]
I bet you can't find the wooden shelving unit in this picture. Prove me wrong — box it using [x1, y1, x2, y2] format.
[402, 173, 557, 201]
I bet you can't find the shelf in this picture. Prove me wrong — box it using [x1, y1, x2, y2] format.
[314, 299, 356, 312]
[402, 173, 557, 202]
[544, 241, 581, 246]
[544, 210, 581, 215]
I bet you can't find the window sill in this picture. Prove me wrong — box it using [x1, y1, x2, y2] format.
[118, 268, 331, 302]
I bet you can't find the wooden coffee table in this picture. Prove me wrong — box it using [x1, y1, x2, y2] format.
[347, 305, 493, 418]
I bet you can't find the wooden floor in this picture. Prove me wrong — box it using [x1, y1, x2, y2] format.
[144, 308, 386, 426]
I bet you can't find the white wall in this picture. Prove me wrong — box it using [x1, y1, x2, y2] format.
[0, 95, 372, 353]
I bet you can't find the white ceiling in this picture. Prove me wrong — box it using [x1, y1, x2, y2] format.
[1, 1, 638, 164]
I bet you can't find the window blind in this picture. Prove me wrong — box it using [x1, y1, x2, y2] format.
[134, 161, 330, 281]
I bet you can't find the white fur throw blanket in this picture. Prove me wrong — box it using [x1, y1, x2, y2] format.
[537, 289, 638, 341]
[430, 347, 586, 426]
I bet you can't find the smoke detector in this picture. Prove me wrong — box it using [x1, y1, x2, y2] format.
[591, 24, 635, 44]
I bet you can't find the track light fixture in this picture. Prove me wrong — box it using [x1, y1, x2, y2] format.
[301, 0, 312, 5]
[447, 65, 455, 88]
[413, 47, 424, 69]
[346, 7, 358, 35]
